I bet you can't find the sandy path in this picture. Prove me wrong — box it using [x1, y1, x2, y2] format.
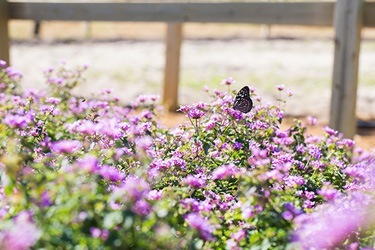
[11, 38, 375, 121]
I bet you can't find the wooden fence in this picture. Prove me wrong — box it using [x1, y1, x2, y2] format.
[1, 0, 375, 139]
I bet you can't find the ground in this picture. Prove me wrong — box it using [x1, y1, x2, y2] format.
[8, 21, 375, 149]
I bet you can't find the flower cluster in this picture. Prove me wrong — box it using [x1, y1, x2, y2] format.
[0, 63, 374, 249]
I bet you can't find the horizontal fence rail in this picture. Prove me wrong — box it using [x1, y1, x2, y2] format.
[7, 1, 375, 27]
[9, 2, 336, 25]
[2, 0, 375, 138]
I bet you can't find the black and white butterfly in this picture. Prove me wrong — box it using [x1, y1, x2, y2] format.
[233, 86, 253, 113]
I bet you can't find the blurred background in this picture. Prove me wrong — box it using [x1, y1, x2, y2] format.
[9, 19, 375, 122]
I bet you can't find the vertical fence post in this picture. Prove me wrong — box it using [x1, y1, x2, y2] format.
[0, 0, 10, 64]
[163, 22, 182, 112]
[329, 0, 363, 139]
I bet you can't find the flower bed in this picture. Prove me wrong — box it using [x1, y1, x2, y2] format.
[0, 62, 374, 249]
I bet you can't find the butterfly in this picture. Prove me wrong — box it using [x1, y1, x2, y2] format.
[233, 86, 253, 113]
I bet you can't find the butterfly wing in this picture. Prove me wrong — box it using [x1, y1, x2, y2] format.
[233, 86, 253, 113]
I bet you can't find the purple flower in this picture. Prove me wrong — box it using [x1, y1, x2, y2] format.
[294, 193, 374, 249]
[231, 229, 246, 242]
[150, 94, 160, 102]
[90, 227, 109, 240]
[170, 156, 186, 170]
[232, 142, 243, 151]
[76, 155, 99, 173]
[181, 198, 200, 212]
[183, 175, 206, 188]
[285, 175, 306, 187]
[5, 67, 22, 80]
[4, 113, 34, 128]
[40, 190, 52, 207]
[282, 210, 294, 221]
[135, 136, 153, 151]
[212, 164, 241, 180]
[318, 186, 341, 201]
[185, 213, 215, 241]
[51, 140, 82, 154]
[69, 120, 97, 135]
[307, 116, 317, 126]
[188, 108, 205, 119]
[113, 176, 150, 201]
[338, 138, 355, 148]
[228, 108, 244, 120]
[48, 77, 64, 85]
[204, 120, 216, 131]
[45, 97, 61, 104]
[308, 145, 322, 160]
[98, 118, 124, 139]
[99, 165, 125, 182]
[276, 84, 285, 91]
[276, 109, 284, 119]
[324, 126, 338, 136]
[147, 190, 163, 201]
[136, 94, 147, 103]
[0, 211, 41, 250]
[0, 60, 6, 67]
[150, 159, 172, 170]
[90, 227, 102, 238]
[220, 76, 235, 86]
[132, 199, 151, 216]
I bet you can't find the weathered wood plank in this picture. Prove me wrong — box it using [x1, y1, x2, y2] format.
[329, 0, 363, 139]
[364, 1, 375, 27]
[8, 1, 334, 26]
[0, 0, 10, 63]
[163, 23, 182, 112]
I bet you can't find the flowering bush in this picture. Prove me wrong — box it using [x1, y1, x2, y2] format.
[0, 62, 374, 249]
